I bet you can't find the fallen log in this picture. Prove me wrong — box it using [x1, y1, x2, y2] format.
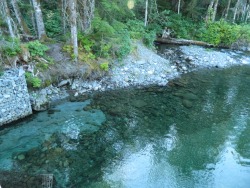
[155, 37, 215, 47]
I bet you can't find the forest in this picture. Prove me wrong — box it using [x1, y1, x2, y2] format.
[0, 0, 250, 87]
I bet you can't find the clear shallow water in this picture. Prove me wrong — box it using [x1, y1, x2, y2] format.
[1, 65, 250, 187]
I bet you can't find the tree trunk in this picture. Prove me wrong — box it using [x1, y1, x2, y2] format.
[241, 2, 249, 22]
[245, 4, 250, 22]
[1, 0, 15, 38]
[82, 0, 95, 32]
[69, 0, 78, 61]
[61, 0, 67, 34]
[144, 0, 148, 26]
[11, 0, 30, 36]
[178, 0, 181, 14]
[206, 0, 215, 22]
[29, 0, 38, 37]
[224, 0, 231, 19]
[156, 37, 214, 47]
[233, 0, 240, 23]
[212, 0, 219, 22]
[31, 0, 47, 40]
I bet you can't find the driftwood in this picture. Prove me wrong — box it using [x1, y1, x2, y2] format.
[156, 37, 215, 47]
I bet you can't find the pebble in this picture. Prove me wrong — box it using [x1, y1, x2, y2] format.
[63, 160, 69, 167]
[17, 154, 25, 160]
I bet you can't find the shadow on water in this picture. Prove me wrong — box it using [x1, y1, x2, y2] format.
[1, 65, 250, 187]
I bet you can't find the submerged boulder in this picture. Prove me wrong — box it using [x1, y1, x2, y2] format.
[182, 99, 193, 108]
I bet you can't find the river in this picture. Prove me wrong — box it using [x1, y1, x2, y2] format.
[1, 65, 250, 187]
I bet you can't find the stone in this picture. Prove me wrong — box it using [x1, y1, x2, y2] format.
[58, 79, 71, 87]
[165, 111, 172, 116]
[47, 89, 52, 95]
[108, 106, 123, 116]
[183, 93, 198, 100]
[55, 147, 63, 153]
[182, 99, 193, 108]
[63, 160, 69, 167]
[3, 94, 11, 98]
[17, 154, 25, 161]
[133, 100, 147, 108]
[31, 94, 50, 111]
[182, 66, 187, 71]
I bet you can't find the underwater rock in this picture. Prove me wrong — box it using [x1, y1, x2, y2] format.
[17, 154, 25, 161]
[132, 100, 147, 108]
[182, 99, 193, 108]
[63, 160, 69, 167]
[182, 92, 198, 100]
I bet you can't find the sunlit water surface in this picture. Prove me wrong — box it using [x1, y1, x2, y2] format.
[1, 65, 250, 187]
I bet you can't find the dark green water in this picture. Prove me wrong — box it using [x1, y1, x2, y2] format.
[1, 65, 250, 187]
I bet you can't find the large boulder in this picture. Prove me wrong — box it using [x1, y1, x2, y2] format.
[30, 92, 50, 111]
[29, 85, 69, 111]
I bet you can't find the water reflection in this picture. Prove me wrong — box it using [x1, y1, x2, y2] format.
[1, 65, 250, 187]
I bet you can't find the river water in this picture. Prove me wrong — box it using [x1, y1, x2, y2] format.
[1, 65, 250, 187]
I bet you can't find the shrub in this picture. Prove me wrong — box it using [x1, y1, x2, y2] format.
[143, 30, 156, 48]
[1, 38, 21, 56]
[100, 62, 109, 71]
[126, 19, 145, 39]
[166, 13, 197, 39]
[44, 11, 62, 38]
[238, 24, 250, 42]
[27, 40, 49, 57]
[25, 72, 42, 88]
[113, 30, 131, 60]
[92, 15, 115, 37]
[198, 20, 241, 46]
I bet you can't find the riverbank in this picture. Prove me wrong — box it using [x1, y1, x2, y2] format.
[1, 42, 250, 125]
[30, 42, 250, 111]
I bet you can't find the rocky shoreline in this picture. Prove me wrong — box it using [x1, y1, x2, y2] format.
[30, 42, 250, 111]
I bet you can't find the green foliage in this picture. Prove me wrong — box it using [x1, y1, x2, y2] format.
[126, 20, 156, 48]
[147, 10, 171, 35]
[143, 30, 156, 48]
[126, 20, 145, 39]
[198, 20, 241, 46]
[96, 0, 134, 22]
[1, 38, 21, 56]
[78, 33, 96, 62]
[92, 15, 115, 37]
[36, 62, 49, 71]
[62, 45, 72, 54]
[0, 17, 7, 28]
[238, 25, 250, 42]
[114, 30, 131, 60]
[25, 72, 42, 88]
[99, 41, 112, 58]
[166, 13, 197, 39]
[27, 40, 49, 57]
[44, 79, 52, 87]
[100, 62, 109, 71]
[78, 34, 95, 52]
[44, 11, 62, 37]
[91, 17, 132, 60]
